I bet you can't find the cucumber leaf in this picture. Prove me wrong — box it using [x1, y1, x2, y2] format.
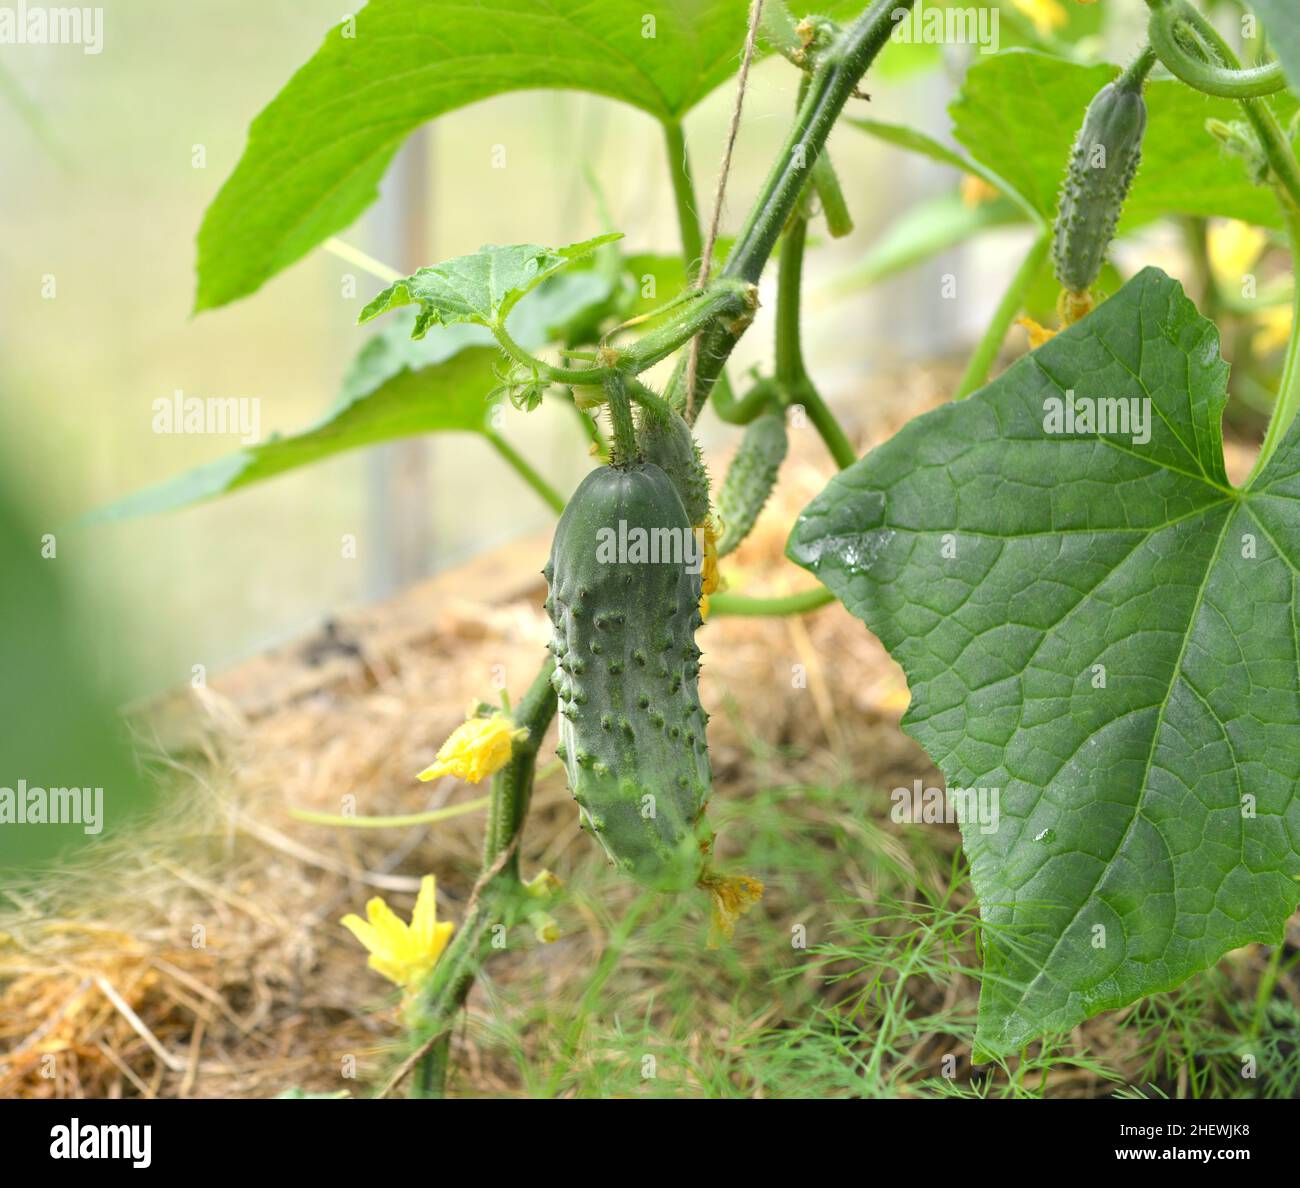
[359, 235, 620, 336]
[83, 322, 498, 523]
[194, 0, 764, 312]
[848, 117, 1038, 220]
[789, 268, 1300, 1057]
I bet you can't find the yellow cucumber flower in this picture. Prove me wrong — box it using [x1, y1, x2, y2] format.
[418, 713, 528, 783]
[960, 175, 1000, 208]
[1017, 316, 1058, 349]
[340, 875, 454, 994]
[699, 518, 722, 621]
[1013, 0, 1067, 35]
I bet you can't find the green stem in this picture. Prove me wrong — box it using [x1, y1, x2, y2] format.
[955, 231, 1050, 400]
[1247, 203, 1300, 484]
[773, 209, 857, 468]
[707, 372, 777, 424]
[485, 431, 566, 514]
[627, 376, 674, 422]
[1248, 944, 1284, 1041]
[492, 320, 612, 386]
[1147, 1, 1300, 481]
[1153, 1, 1300, 210]
[794, 377, 857, 469]
[410, 658, 557, 1098]
[728, 1, 908, 284]
[604, 372, 639, 465]
[289, 798, 490, 829]
[1147, 3, 1286, 98]
[668, 0, 918, 414]
[1118, 44, 1159, 92]
[662, 117, 752, 426]
[708, 587, 834, 616]
[493, 283, 746, 389]
[775, 215, 809, 387]
[797, 66, 854, 238]
[483, 658, 557, 871]
[663, 120, 704, 273]
[811, 150, 854, 238]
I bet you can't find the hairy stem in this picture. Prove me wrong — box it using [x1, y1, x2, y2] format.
[774, 210, 857, 468]
[1146, 1, 1300, 480]
[775, 213, 809, 388]
[668, 0, 918, 414]
[1152, 1, 1300, 210]
[410, 659, 557, 1098]
[604, 371, 639, 465]
[1147, 2, 1286, 98]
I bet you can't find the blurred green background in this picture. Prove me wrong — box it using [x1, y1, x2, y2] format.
[0, 0, 1113, 698]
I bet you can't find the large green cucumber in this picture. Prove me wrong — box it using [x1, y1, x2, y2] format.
[716, 412, 788, 556]
[1052, 75, 1147, 296]
[636, 406, 711, 526]
[544, 462, 711, 891]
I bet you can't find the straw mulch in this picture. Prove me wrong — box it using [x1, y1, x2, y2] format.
[0, 364, 1286, 1098]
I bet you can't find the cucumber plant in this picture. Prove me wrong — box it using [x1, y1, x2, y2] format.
[98, 0, 1300, 1093]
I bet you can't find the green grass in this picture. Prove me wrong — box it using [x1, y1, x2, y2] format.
[444, 766, 1300, 1099]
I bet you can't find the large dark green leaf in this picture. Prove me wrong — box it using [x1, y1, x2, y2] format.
[194, 0, 757, 312]
[790, 268, 1300, 1056]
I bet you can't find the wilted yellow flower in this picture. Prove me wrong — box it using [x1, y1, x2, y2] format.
[699, 518, 722, 620]
[417, 714, 527, 783]
[960, 174, 1000, 208]
[1253, 304, 1294, 354]
[1017, 316, 1058, 349]
[700, 872, 764, 948]
[340, 875, 454, 993]
[1013, 0, 1067, 35]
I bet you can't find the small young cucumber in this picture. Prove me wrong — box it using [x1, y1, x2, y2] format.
[716, 411, 788, 557]
[1052, 76, 1147, 297]
[636, 406, 711, 527]
[544, 461, 712, 891]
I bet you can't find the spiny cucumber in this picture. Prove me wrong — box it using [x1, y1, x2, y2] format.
[1052, 75, 1148, 298]
[716, 412, 788, 556]
[544, 461, 712, 891]
[636, 405, 711, 527]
